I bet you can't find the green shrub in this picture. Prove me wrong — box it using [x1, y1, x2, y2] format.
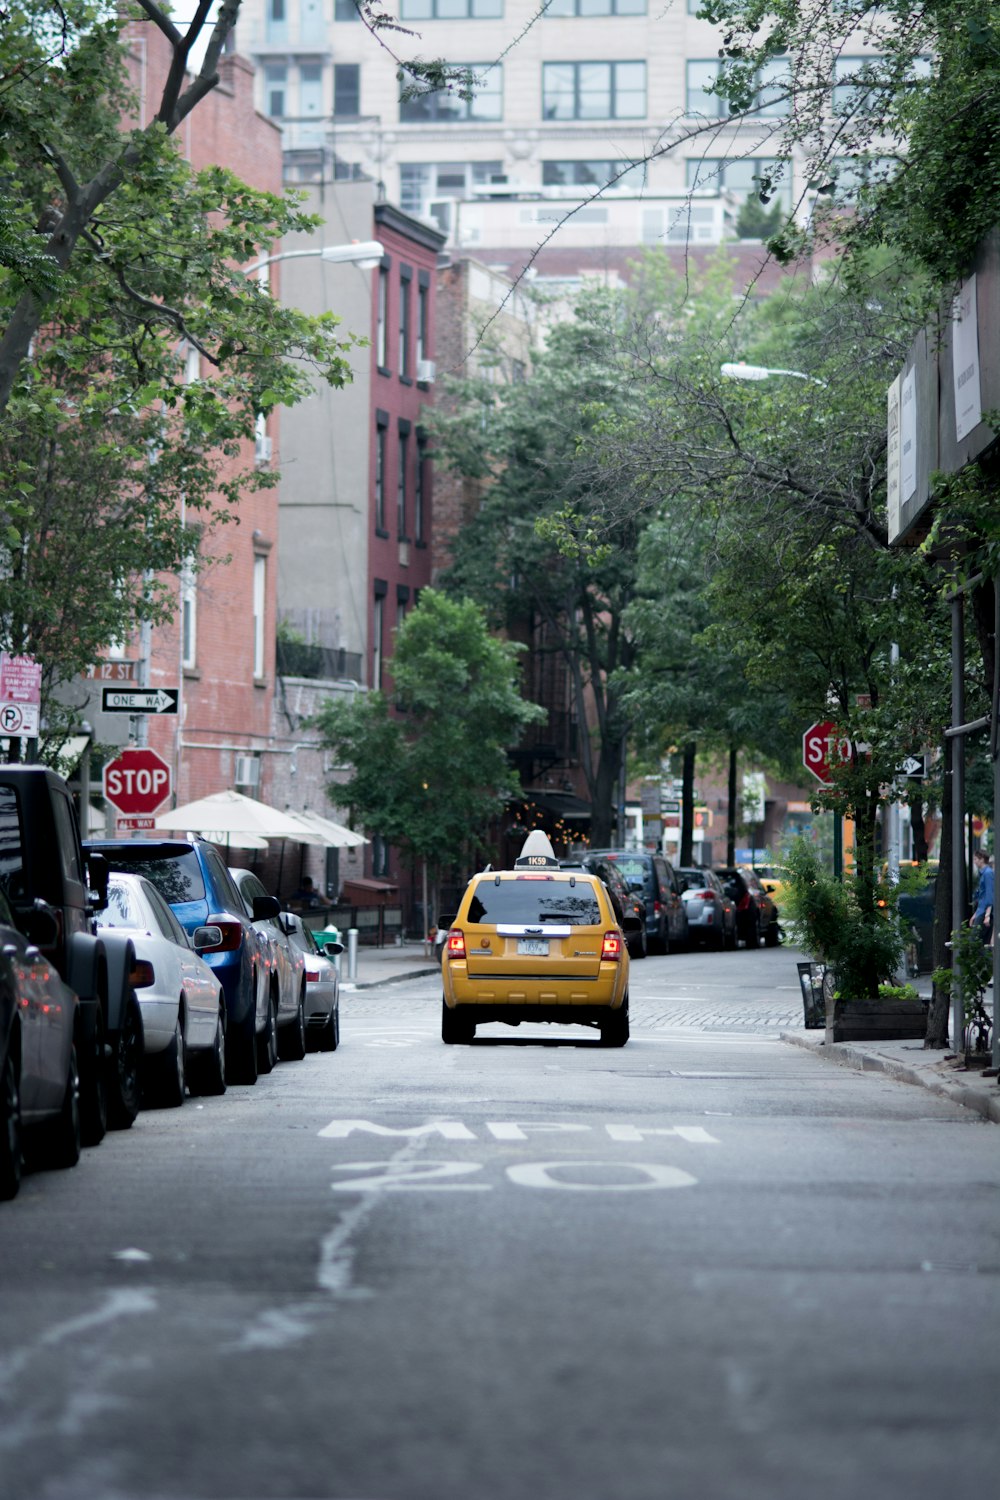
[783, 838, 907, 1000]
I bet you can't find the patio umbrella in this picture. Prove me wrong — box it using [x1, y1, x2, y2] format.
[155, 789, 320, 842]
[282, 808, 368, 848]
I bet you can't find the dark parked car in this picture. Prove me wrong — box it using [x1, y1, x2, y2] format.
[714, 867, 781, 948]
[561, 856, 648, 959]
[0, 888, 81, 1198]
[676, 867, 737, 949]
[86, 838, 280, 1085]
[587, 850, 688, 953]
[898, 871, 936, 974]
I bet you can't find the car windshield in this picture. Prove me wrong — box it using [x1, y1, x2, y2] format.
[467, 880, 602, 926]
[103, 849, 206, 905]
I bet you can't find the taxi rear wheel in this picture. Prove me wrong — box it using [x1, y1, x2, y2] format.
[599, 996, 630, 1048]
[441, 1000, 475, 1044]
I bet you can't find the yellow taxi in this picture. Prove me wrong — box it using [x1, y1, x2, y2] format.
[441, 831, 635, 1046]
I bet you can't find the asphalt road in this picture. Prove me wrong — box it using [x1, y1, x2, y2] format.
[2, 943, 998, 1500]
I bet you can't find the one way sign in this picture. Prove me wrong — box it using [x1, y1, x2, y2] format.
[102, 687, 179, 715]
[896, 753, 926, 778]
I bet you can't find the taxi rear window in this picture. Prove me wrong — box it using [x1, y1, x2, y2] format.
[466, 880, 602, 927]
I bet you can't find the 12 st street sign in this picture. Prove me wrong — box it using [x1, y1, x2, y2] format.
[101, 687, 178, 715]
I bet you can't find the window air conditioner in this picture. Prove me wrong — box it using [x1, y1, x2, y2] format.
[417, 359, 435, 384]
[255, 434, 273, 465]
[234, 754, 260, 788]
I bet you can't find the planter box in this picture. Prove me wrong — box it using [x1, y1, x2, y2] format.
[825, 996, 928, 1044]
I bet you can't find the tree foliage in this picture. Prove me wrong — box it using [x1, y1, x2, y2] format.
[313, 590, 544, 882]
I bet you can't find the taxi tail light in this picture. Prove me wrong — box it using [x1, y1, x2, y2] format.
[205, 918, 244, 953]
[446, 928, 466, 959]
[601, 930, 623, 961]
[130, 958, 155, 988]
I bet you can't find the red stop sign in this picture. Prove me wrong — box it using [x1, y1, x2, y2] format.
[802, 720, 852, 785]
[103, 747, 172, 816]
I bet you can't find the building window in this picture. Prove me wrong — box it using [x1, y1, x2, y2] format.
[335, 0, 359, 16]
[546, 0, 645, 12]
[334, 63, 360, 117]
[832, 56, 896, 116]
[376, 264, 389, 369]
[298, 62, 324, 144]
[264, 65, 287, 118]
[402, 0, 502, 11]
[252, 554, 267, 680]
[266, 0, 287, 42]
[181, 555, 197, 671]
[414, 439, 427, 542]
[542, 158, 646, 190]
[417, 280, 429, 368]
[756, 56, 791, 117]
[686, 156, 792, 207]
[372, 590, 385, 690]
[400, 160, 504, 215]
[375, 417, 388, 531]
[542, 61, 645, 120]
[397, 429, 409, 537]
[301, 0, 325, 42]
[400, 65, 502, 122]
[399, 271, 411, 378]
[397, 585, 410, 629]
[686, 60, 725, 117]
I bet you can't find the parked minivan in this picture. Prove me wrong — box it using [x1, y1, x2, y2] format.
[587, 850, 689, 953]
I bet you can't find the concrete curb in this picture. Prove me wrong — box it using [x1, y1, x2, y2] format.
[341, 966, 438, 992]
[781, 1031, 1000, 1125]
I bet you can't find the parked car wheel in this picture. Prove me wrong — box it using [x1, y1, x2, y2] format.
[316, 1002, 340, 1053]
[257, 993, 278, 1074]
[278, 987, 307, 1062]
[764, 916, 781, 947]
[191, 1006, 227, 1097]
[600, 996, 630, 1048]
[743, 913, 761, 949]
[442, 1000, 475, 1044]
[146, 1017, 186, 1109]
[628, 924, 648, 960]
[43, 1042, 81, 1171]
[0, 1046, 23, 1200]
[107, 995, 143, 1130]
[227, 1003, 258, 1086]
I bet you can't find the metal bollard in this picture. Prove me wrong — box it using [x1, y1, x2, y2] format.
[347, 927, 358, 982]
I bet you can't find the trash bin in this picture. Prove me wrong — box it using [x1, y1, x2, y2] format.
[797, 961, 827, 1029]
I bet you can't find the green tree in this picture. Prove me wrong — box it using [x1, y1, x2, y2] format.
[313, 590, 544, 914]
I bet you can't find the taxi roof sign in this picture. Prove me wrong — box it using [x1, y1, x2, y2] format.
[514, 829, 560, 869]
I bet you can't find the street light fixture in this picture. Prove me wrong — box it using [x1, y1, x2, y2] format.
[243, 241, 385, 277]
[721, 361, 828, 388]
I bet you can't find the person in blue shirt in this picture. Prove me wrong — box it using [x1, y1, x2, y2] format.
[970, 849, 993, 944]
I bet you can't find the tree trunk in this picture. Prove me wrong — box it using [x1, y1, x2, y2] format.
[910, 793, 929, 864]
[680, 741, 696, 866]
[925, 736, 954, 1047]
[726, 744, 737, 864]
[588, 750, 621, 847]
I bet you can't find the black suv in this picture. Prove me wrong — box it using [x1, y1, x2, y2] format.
[714, 867, 781, 948]
[86, 838, 279, 1084]
[587, 850, 688, 953]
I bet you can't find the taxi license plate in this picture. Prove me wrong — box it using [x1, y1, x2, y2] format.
[517, 938, 549, 956]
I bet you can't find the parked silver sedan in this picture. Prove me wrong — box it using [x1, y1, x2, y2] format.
[281, 912, 343, 1052]
[230, 869, 307, 1063]
[94, 872, 227, 1105]
[676, 867, 737, 950]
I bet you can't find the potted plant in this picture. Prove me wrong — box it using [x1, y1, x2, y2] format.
[783, 839, 926, 1042]
[931, 923, 993, 1062]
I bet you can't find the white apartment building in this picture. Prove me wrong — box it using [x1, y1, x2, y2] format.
[233, 0, 804, 243]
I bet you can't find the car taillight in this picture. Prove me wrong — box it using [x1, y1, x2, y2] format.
[696, 891, 715, 901]
[204, 918, 244, 953]
[736, 893, 750, 911]
[129, 959, 155, 988]
[601, 931, 623, 961]
[304, 967, 321, 983]
[446, 929, 466, 959]
[653, 900, 663, 915]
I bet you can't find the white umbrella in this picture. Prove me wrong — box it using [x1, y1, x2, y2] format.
[202, 830, 268, 851]
[283, 808, 368, 848]
[155, 789, 317, 841]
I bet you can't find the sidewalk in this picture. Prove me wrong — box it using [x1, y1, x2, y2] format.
[338, 940, 439, 991]
[338, 942, 1000, 1125]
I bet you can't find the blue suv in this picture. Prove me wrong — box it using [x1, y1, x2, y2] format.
[85, 838, 279, 1084]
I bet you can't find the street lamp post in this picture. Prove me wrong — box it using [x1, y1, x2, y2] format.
[720, 361, 829, 388]
[243, 241, 385, 277]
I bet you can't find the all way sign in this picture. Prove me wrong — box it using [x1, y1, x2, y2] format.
[102, 687, 178, 715]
